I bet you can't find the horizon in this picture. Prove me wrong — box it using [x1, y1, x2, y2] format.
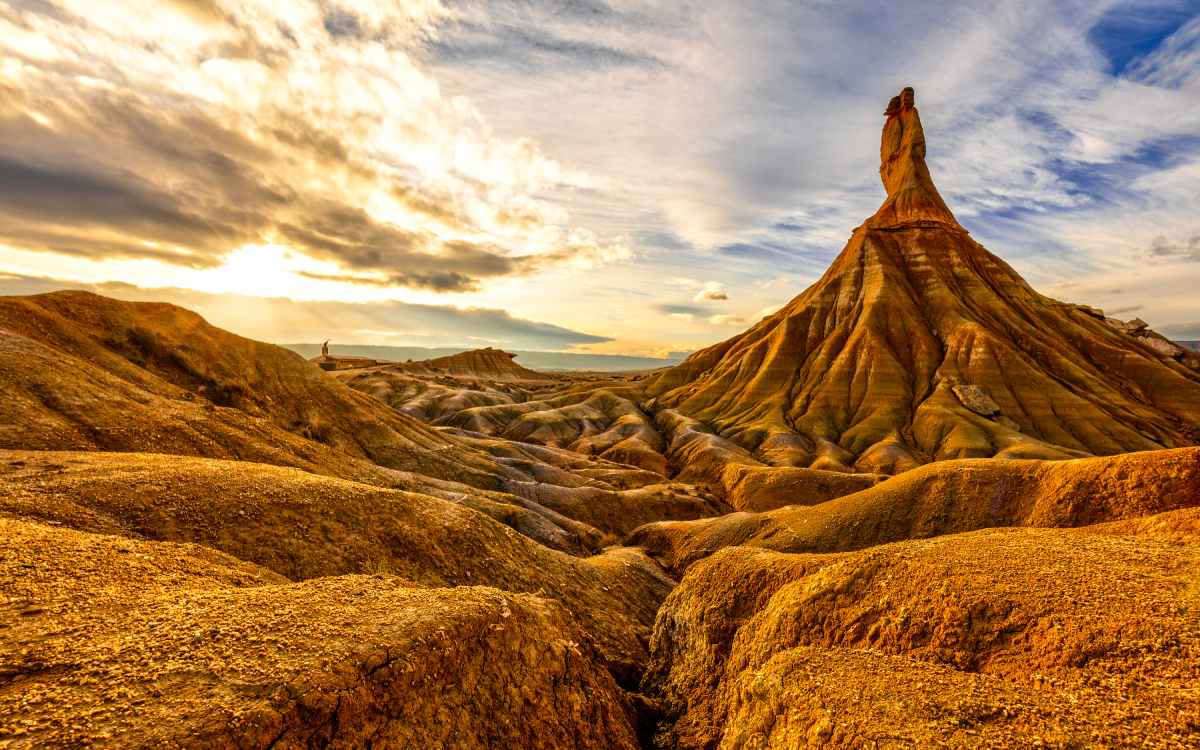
[1, 0, 1198, 357]
[285, 340, 687, 370]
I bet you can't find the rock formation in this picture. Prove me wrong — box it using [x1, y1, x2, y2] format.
[643, 526, 1200, 748]
[1, 520, 641, 748]
[646, 87, 1200, 474]
[0, 291, 715, 549]
[0, 450, 677, 676]
[872, 86, 960, 228]
[372, 347, 557, 382]
[630, 447, 1200, 574]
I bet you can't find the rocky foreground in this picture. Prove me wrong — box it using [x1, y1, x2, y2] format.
[3, 445, 1197, 748]
[3, 87, 1200, 748]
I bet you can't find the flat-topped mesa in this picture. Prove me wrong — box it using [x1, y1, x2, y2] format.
[868, 86, 961, 229]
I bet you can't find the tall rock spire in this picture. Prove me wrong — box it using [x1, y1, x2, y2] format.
[646, 86, 1200, 474]
[869, 86, 960, 229]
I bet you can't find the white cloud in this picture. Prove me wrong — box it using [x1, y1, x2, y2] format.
[692, 281, 728, 302]
[707, 314, 744, 326]
[433, 0, 1200, 338]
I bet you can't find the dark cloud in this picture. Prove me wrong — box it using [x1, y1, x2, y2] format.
[323, 8, 362, 39]
[269, 121, 352, 165]
[305, 267, 496, 294]
[1108, 304, 1144, 315]
[717, 242, 792, 260]
[0, 157, 248, 262]
[1149, 234, 1200, 261]
[655, 303, 707, 316]
[429, 14, 663, 73]
[276, 207, 528, 291]
[634, 231, 694, 253]
[4, 0, 75, 23]
[390, 271, 478, 292]
[498, 26, 662, 68]
[512, 0, 623, 21]
[0, 157, 186, 226]
[0, 85, 295, 263]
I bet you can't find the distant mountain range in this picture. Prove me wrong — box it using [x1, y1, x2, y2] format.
[1180, 341, 1200, 352]
[284, 343, 685, 372]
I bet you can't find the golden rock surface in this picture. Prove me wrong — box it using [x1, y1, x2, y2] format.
[647, 87, 1200, 474]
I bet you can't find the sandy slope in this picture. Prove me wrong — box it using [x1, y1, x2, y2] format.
[630, 447, 1200, 573]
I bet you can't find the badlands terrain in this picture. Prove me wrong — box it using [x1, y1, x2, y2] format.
[3, 88, 1200, 748]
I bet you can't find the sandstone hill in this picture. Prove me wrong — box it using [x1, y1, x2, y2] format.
[331, 349, 554, 430]
[331, 86, 1200, 506]
[644, 88, 1200, 474]
[0, 291, 725, 745]
[0, 291, 502, 484]
[0, 291, 717, 549]
[629, 446, 1200, 573]
[405, 347, 555, 382]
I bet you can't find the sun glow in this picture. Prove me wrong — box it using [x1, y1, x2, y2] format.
[0, 243, 422, 304]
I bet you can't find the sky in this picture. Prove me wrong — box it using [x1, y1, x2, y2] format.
[1, 0, 1198, 356]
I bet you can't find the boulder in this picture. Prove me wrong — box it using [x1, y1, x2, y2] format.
[952, 383, 1001, 417]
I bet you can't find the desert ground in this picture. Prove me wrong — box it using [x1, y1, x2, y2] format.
[2, 87, 1199, 748]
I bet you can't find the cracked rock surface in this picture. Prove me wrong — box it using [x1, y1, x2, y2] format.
[0, 519, 640, 749]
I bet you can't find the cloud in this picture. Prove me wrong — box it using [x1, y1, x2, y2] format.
[1108, 303, 1144, 315]
[655, 302, 706, 316]
[0, 0, 624, 294]
[166, 0, 227, 24]
[0, 272, 611, 350]
[706, 314, 744, 326]
[2, 0, 1199, 355]
[430, 17, 664, 73]
[0, 155, 247, 263]
[1149, 234, 1200, 261]
[424, 0, 1200, 338]
[692, 281, 728, 302]
[322, 8, 363, 39]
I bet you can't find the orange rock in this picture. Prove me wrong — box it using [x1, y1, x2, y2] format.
[647, 88, 1200, 474]
[872, 86, 960, 228]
